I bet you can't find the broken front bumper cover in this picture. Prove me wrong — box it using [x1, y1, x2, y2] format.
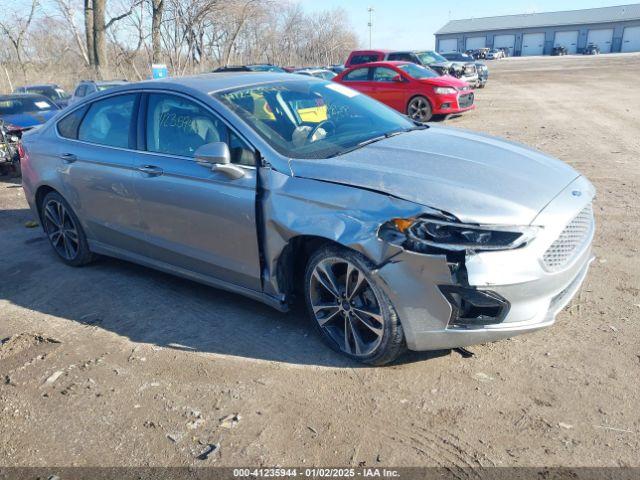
[375, 241, 594, 351]
[374, 176, 596, 352]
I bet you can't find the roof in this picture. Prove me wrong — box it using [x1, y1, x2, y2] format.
[128, 72, 306, 94]
[436, 3, 640, 34]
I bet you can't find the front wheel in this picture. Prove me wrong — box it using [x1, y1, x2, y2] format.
[304, 245, 406, 365]
[407, 96, 433, 123]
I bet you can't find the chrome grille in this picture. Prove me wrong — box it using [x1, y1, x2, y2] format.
[543, 203, 593, 271]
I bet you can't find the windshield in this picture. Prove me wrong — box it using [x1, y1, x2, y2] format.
[26, 87, 69, 100]
[215, 79, 415, 159]
[416, 51, 447, 64]
[397, 63, 439, 79]
[0, 97, 57, 115]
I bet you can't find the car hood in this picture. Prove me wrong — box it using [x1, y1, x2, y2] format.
[418, 75, 469, 88]
[1, 110, 58, 129]
[289, 126, 580, 225]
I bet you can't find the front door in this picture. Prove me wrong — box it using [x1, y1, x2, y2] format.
[339, 67, 374, 97]
[133, 92, 261, 291]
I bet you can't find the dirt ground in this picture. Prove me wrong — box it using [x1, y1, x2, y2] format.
[1, 53, 639, 469]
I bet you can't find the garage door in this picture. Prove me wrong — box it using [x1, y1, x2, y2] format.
[587, 28, 613, 53]
[554, 31, 579, 54]
[621, 25, 640, 52]
[465, 36, 486, 50]
[438, 38, 458, 52]
[521, 33, 545, 56]
[493, 34, 515, 55]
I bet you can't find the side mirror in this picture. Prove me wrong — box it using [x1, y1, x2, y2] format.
[194, 142, 231, 165]
[392, 75, 404, 83]
[194, 142, 245, 180]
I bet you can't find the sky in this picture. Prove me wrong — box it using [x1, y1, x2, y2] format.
[300, 0, 633, 49]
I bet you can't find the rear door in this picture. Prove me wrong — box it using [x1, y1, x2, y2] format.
[132, 91, 261, 290]
[339, 67, 374, 96]
[55, 93, 146, 254]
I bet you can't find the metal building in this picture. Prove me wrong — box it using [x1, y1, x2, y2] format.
[435, 4, 640, 56]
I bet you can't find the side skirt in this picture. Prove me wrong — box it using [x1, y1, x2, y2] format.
[88, 240, 289, 313]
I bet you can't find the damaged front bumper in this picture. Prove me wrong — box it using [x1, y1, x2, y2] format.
[374, 179, 596, 352]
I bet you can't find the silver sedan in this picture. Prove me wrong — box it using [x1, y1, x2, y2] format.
[20, 73, 595, 365]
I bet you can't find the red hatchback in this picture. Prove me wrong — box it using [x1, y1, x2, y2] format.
[333, 61, 474, 122]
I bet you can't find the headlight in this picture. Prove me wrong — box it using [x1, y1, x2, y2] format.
[389, 217, 537, 252]
[434, 87, 456, 95]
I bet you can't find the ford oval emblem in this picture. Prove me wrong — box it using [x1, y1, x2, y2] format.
[572, 190, 582, 197]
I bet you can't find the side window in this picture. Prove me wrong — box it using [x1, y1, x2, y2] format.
[373, 67, 399, 82]
[78, 94, 136, 148]
[350, 54, 379, 65]
[57, 106, 88, 139]
[343, 68, 370, 81]
[146, 93, 227, 158]
[75, 85, 87, 97]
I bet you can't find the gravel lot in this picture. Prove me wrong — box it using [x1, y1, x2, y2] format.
[1, 53, 639, 469]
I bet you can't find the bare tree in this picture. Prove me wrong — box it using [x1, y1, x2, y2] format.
[55, 0, 90, 65]
[0, 0, 40, 81]
[151, 0, 164, 63]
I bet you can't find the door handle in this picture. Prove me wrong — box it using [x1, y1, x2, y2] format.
[137, 165, 164, 177]
[59, 153, 77, 163]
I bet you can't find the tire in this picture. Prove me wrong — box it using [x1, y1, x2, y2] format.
[407, 96, 433, 123]
[304, 245, 406, 365]
[40, 191, 95, 267]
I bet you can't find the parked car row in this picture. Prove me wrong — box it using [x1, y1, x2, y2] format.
[2, 47, 486, 168]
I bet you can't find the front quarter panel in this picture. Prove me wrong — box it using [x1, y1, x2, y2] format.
[260, 168, 456, 347]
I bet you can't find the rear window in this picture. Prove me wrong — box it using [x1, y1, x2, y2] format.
[77, 94, 136, 148]
[349, 54, 380, 65]
[57, 106, 88, 139]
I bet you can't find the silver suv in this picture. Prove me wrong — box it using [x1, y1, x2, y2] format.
[69, 79, 129, 105]
[21, 74, 595, 365]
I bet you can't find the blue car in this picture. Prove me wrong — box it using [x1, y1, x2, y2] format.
[0, 94, 61, 132]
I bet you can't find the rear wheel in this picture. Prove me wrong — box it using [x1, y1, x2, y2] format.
[407, 96, 433, 123]
[40, 191, 94, 266]
[304, 245, 406, 365]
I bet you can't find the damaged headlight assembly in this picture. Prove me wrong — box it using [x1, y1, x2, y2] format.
[384, 217, 538, 253]
[380, 217, 539, 327]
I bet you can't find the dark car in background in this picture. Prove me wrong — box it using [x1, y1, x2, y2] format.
[552, 46, 569, 56]
[69, 80, 129, 105]
[583, 44, 600, 55]
[441, 51, 488, 88]
[13, 84, 71, 108]
[0, 93, 60, 176]
[0, 94, 60, 131]
[214, 64, 286, 73]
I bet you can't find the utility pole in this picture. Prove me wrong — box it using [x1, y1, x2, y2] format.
[367, 6, 374, 48]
